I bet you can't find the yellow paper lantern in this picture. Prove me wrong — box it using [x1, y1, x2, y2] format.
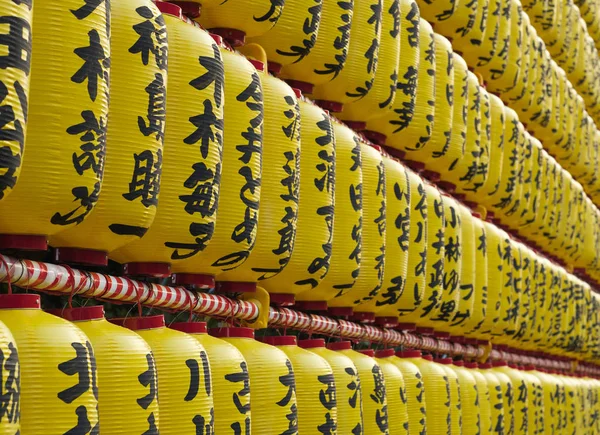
[375, 349, 409, 435]
[198, 0, 285, 43]
[478, 363, 506, 434]
[0, 319, 19, 434]
[452, 362, 479, 435]
[436, 358, 462, 435]
[49, 0, 167, 266]
[311, 0, 383, 111]
[454, 72, 484, 195]
[464, 214, 488, 339]
[109, 9, 224, 284]
[54, 306, 160, 434]
[444, 0, 487, 67]
[464, 362, 493, 434]
[279, 0, 354, 90]
[171, 322, 251, 434]
[415, 182, 446, 330]
[261, 98, 334, 304]
[211, 327, 298, 435]
[477, 0, 512, 81]
[329, 342, 389, 434]
[422, 34, 458, 175]
[0, 294, 99, 434]
[406, 353, 452, 435]
[393, 351, 428, 434]
[114, 315, 214, 434]
[268, 336, 337, 434]
[493, 362, 529, 434]
[531, 369, 560, 433]
[365, 0, 421, 146]
[396, 168, 427, 326]
[0, 0, 31, 204]
[437, 52, 468, 189]
[329, 142, 386, 315]
[296, 120, 362, 310]
[299, 339, 364, 434]
[217, 68, 301, 288]
[246, 0, 323, 71]
[484, 363, 515, 434]
[358, 156, 410, 324]
[393, 18, 436, 161]
[0, 0, 110, 251]
[521, 365, 546, 434]
[339, 0, 402, 124]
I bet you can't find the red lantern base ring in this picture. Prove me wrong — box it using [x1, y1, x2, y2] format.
[216, 281, 257, 293]
[396, 322, 417, 331]
[208, 27, 246, 47]
[0, 234, 47, 252]
[172, 273, 215, 289]
[363, 130, 387, 146]
[314, 99, 343, 113]
[294, 300, 328, 311]
[123, 262, 171, 278]
[54, 247, 108, 267]
[269, 293, 295, 307]
[375, 316, 399, 328]
[327, 306, 353, 317]
[351, 311, 375, 323]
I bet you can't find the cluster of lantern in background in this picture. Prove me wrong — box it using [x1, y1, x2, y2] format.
[1, 297, 600, 434]
[1, 0, 600, 433]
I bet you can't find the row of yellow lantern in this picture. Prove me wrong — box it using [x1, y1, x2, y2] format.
[521, 0, 600, 125]
[413, 0, 600, 214]
[1, 297, 599, 435]
[576, 0, 600, 53]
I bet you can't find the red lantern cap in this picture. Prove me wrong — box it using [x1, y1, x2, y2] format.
[111, 315, 165, 330]
[270, 336, 297, 346]
[397, 350, 422, 358]
[422, 355, 433, 361]
[492, 360, 508, 367]
[209, 327, 255, 339]
[479, 363, 492, 369]
[156, 1, 183, 18]
[375, 349, 395, 358]
[359, 349, 375, 357]
[454, 360, 465, 367]
[524, 364, 536, 371]
[52, 306, 105, 322]
[435, 358, 453, 365]
[298, 339, 325, 349]
[327, 341, 352, 351]
[465, 362, 478, 369]
[170, 322, 207, 334]
[0, 294, 41, 309]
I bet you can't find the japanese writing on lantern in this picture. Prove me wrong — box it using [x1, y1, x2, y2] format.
[346, 0, 381, 103]
[0, 79, 26, 199]
[212, 72, 263, 271]
[296, 114, 335, 289]
[138, 73, 166, 143]
[130, 6, 168, 70]
[370, 364, 389, 433]
[53, 109, 107, 226]
[138, 353, 159, 435]
[0, 341, 19, 426]
[70, 0, 105, 21]
[164, 44, 226, 261]
[57, 341, 99, 435]
[121, 147, 162, 215]
[254, 0, 285, 23]
[412, 181, 428, 301]
[0, 14, 31, 74]
[277, 359, 298, 435]
[391, 65, 418, 133]
[376, 174, 410, 307]
[317, 374, 337, 435]
[335, 138, 362, 295]
[186, 351, 214, 434]
[224, 361, 251, 435]
[315, 0, 352, 79]
[72, 29, 110, 102]
[254, 94, 300, 280]
[345, 366, 363, 435]
[276, 0, 321, 63]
